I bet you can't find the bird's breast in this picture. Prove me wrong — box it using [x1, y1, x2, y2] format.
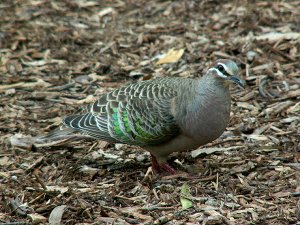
[178, 91, 231, 146]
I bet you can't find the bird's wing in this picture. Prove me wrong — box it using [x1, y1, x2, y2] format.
[63, 79, 180, 146]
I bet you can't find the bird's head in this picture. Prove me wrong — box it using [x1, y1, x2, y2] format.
[207, 59, 245, 88]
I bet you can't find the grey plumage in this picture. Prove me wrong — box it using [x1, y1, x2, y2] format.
[39, 59, 244, 174]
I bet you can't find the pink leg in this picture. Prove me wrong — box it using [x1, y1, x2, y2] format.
[151, 154, 161, 173]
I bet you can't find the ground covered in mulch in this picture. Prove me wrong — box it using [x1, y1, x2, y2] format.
[0, 0, 300, 224]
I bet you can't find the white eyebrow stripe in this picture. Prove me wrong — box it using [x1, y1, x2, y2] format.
[208, 68, 227, 78]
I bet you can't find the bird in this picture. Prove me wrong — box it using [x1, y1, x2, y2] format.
[38, 59, 245, 174]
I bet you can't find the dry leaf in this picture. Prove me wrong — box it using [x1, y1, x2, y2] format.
[255, 32, 300, 42]
[156, 48, 185, 65]
[27, 213, 47, 225]
[46, 186, 69, 194]
[191, 146, 243, 158]
[49, 205, 67, 225]
[98, 7, 116, 17]
[0, 156, 14, 166]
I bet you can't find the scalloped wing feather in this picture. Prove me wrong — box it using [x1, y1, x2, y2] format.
[63, 78, 181, 146]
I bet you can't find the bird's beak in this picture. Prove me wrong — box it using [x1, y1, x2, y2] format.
[229, 75, 245, 88]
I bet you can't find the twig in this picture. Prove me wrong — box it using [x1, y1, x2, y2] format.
[47, 82, 75, 91]
[33, 174, 47, 191]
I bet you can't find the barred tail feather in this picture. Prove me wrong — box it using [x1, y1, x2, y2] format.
[35, 126, 76, 143]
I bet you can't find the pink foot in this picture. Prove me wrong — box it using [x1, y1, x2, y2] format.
[161, 163, 177, 175]
[150, 154, 177, 175]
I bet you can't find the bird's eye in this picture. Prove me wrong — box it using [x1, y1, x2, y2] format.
[216, 64, 226, 74]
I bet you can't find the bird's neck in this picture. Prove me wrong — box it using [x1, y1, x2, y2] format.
[197, 74, 230, 94]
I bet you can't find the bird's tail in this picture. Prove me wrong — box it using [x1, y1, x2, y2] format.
[35, 125, 76, 143]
